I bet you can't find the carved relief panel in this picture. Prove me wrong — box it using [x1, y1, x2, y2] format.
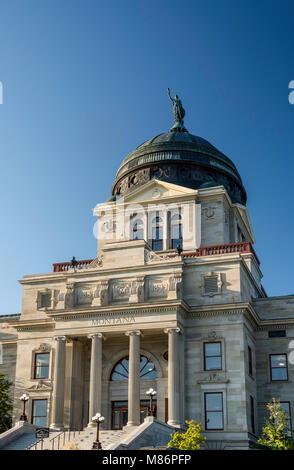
[147, 277, 169, 299]
[75, 284, 93, 306]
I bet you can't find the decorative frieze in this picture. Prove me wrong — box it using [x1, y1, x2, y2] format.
[75, 284, 93, 306]
[111, 277, 145, 303]
[93, 280, 109, 307]
[112, 280, 131, 302]
[167, 273, 183, 300]
[64, 283, 75, 309]
[130, 277, 145, 303]
[148, 278, 169, 299]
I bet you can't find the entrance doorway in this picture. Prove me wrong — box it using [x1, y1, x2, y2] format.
[111, 400, 157, 429]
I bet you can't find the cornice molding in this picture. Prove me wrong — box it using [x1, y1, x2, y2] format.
[19, 260, 184, 285]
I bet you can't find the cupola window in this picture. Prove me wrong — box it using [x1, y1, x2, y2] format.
[130, 214, 144, 240]
[151, 215, 163, 251]
[169, 212, 183, 250]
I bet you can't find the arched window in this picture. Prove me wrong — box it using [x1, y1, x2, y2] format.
[151, 215, 163, 251]
[170, 213, 183, 249]
[130, 214, 144, 240]
[110, 355, 158, 381]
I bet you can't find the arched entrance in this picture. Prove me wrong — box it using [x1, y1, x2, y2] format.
[110, 355, 158, 429]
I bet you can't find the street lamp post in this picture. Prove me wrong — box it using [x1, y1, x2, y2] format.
[19, 394, 30, 421]
[146, 388, 157, 417]
[92, 413, 105, 450]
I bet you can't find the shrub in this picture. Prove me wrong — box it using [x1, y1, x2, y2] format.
[257, 398, 294, 450]
[167, 420, 206, 450]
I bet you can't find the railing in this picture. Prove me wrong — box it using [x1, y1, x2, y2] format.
[27, 428, 81, 450]
[52, 242, 260, 272]
[53, 259, 93, 272]
[182, 242, 260, 265]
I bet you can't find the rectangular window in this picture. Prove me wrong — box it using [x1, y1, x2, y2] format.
[32, 399, 47, 427]
[280, 402, 292, 435]
[250, 395, 255, 434]
[204, 392, 224, 430]
[40, 293, 51, 308]
[204, 342, 222, 371]
[270, 354, 288, 381]
[34, 353, 50, 379]
[248, 346, 253, 377]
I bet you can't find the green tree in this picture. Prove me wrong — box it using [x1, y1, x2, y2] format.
[167, 420, 206, 450]
[257, 398, 294, 450]
[0, 373, 13, 434]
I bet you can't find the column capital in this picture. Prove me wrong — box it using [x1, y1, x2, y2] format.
[125, 330, 143, 337]
[87, 333, 106, 340]
[53, 335, 66, 342]
[164, 327, 182, 335]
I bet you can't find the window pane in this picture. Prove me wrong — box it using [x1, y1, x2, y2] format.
[134, 229, 143, 240]
[172, 238, 182, 249]
[205, 356, 222, 370]
[205, 343, 221, 357]
[111, 356, 157, 380]
[153, 240, 163, 251]
[35, 353, 49, 379]
[33, 400, 47, 417]
[271, 355, 286, 368]
[41, 294, 51, 308]
[111, 372, 126, 381]
[122, 410, 128, 426]
[35, 365, 49, 379]
[206, 393, 222, 411]
[113, 410, 120, 429]
[272, 368, 288, 381]
[36, 353, 49, 366]
[281, 402, 290, 415]
[171, 225, 182, 239]
[206, 411, 223, 429]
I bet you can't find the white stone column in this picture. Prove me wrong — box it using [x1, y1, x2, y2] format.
[162, 209, 168, 250]
[87, 333, 105, 427]
[164, 327, 181, 426]
[125, 330, 141, 426]
[50, 336, 66, 430]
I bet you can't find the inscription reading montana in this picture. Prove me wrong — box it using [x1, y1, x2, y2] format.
[91, 315, 135, 326]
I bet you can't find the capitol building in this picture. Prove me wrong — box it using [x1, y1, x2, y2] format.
[1, 93, 294, 450]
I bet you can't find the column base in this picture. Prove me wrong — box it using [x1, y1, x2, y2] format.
[49, 423, 64, 431]
[167, 420, 181, 427]
[87, 422, 96, 428]
[125, 422, 140, 427]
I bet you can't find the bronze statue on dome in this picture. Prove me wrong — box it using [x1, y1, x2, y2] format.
[167, 88, 185, 128]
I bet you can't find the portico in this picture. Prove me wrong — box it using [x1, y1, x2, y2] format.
[47, 319, 184, 431]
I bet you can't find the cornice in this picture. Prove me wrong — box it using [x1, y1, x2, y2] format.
[46, 299, 189, 321]
[13, 319, 55, 332]
[19, 261, 184, 285]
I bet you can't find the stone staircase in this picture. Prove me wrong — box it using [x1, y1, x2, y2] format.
[26, 428, 125, 450]
[1, 417, 177, 450]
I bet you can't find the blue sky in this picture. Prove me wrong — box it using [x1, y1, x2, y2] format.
[0, 0, 293, 315]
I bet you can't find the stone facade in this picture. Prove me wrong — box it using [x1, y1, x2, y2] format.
[1, 178, 293, 449]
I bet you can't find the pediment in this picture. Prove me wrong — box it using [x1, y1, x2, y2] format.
[234, 204, 255, 243]
[121, 179, 197, 204]
[26, 380, 53, 392]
